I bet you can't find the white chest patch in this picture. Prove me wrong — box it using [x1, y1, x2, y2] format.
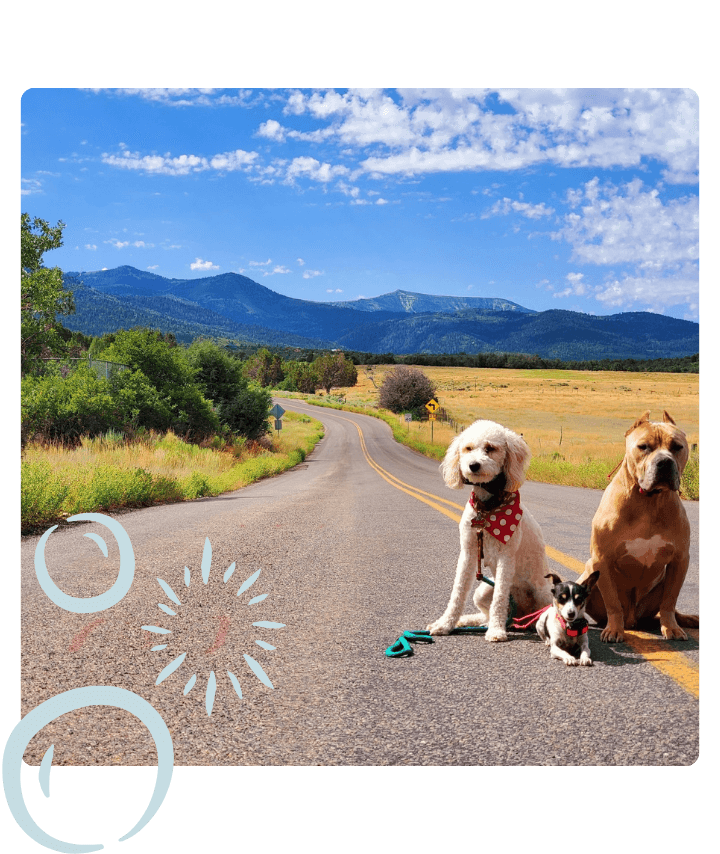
[623, 535, 671, 566]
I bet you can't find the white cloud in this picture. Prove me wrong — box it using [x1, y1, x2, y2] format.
[86, 88, 256, 108]
[102, 147, 257, 176]
[21, 178, 43, 195]
[147, 265, 159, 269]
[271, 88, 697, 183]
[553, 177, 698, 268]
[85, 244, 97, 251]
[91, 90, 699, 206]
[257, 119, 286, 141]
[484, 197, 555, 219]
[594, 263, 698, 314]
[550, 177, 698, 312]
[102, 150, 209, 175]
[285, 156, 350, 184]
[190, 258, 219, 271]
[209, 149, 258, 171]
[297, 258, 305, 266]
[264, 265, 292, 276]
[249, 259, 272, 267]
[326, 288, 343, 293]
[553, 272, 587, 299]
[303, 270, 324, 279]
[102, 238, 153, 250]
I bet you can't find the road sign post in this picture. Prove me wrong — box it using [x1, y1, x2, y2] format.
[270, 403, 285, 436]
[425, 398, 439, 443]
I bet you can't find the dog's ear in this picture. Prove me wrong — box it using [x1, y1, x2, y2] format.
[625, 411, 651, 437]
[544, 572, 563, 586]
[662, 411, 676, 425]
[440, 434, 464, 490]
[583, 570, 601, 592]
[503, 429, 530, 493]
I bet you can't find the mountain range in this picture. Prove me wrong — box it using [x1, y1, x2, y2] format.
[62, 266, 699, 361]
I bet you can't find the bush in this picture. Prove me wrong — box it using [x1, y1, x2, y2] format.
[378, 365, 437, 418]
[22, 366, 121, 445]
[217, 384, 272, 440]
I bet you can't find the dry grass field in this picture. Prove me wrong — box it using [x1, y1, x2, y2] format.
[320, 365, 699, 495]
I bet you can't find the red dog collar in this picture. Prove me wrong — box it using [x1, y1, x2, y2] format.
[557, 613, 588, 637]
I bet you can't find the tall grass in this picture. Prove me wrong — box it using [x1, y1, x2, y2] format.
[21, 412, 324, 534]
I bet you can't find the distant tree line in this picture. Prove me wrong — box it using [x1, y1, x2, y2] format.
[230, 344, 699, 374]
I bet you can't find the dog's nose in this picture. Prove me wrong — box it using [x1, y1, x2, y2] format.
[469, 463, 480, 473]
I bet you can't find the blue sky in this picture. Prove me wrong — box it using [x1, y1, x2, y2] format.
[22, 88, 699, 320]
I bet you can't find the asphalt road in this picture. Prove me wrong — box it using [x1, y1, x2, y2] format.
[18, 399, 699, 766]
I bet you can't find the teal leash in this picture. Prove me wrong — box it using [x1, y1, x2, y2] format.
[385, 575, 517, 658]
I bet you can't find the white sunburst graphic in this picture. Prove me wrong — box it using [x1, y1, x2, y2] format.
[141, 537, 285, 715]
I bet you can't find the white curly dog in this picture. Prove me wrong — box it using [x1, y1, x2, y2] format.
[427, 420, 553, 642]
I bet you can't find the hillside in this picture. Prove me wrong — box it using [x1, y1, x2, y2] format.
[62, 279, 335, 348]
[64, 266, 401, 343]
[62, 266, 699, 361]
[336, 308, 699, 360]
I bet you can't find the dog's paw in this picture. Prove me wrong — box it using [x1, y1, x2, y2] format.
[661, 623, 688, 641]
[565, 657, 580, 666]
[426, 619, 454, 636]
[600, 625, 625, 643]
[485, 628, 508, 643]
[579, 655, 593, 667]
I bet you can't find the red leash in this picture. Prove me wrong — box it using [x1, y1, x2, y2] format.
[509, 605, 551, 631]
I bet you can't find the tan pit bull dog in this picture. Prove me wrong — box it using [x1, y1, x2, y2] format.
[579, 411, 698, 643]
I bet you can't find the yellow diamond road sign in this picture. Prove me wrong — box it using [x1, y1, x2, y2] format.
[425, 398, 439, 413]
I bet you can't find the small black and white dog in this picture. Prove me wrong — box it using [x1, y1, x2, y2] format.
[536, 571, 600, 666]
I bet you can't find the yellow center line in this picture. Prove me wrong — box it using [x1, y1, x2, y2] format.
[298, 402, 700, 698]
[623, 631, 699, 699]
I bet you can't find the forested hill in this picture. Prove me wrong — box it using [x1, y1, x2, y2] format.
[334, 308, 699, 361]
[63, 266, 699, 361]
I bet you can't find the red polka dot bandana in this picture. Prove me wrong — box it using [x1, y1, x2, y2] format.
[469, 490, 523, 544]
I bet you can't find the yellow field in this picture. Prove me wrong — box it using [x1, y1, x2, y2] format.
[323, 365, 699, 494]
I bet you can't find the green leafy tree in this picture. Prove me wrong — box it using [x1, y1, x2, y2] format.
[108, 369, 174, 433]
[244, 348, 284, 387]
[94, 328, 218, 439]
[281, 360, 319, 393]
[185, 340, 271, 439]
[313, 352, 358, 394]
[185, 340, 246, 404]
[21, 213, 74, 375]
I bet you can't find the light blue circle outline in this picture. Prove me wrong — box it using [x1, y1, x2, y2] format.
[34, 514, 135, 614]
[2, 686, 174, 853]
